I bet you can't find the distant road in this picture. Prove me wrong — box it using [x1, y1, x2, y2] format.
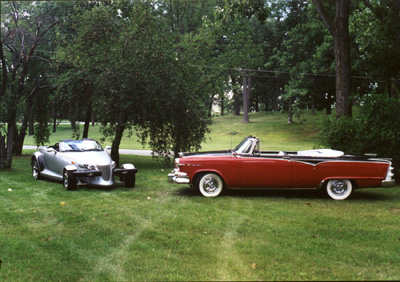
[23, 145, 153, 156]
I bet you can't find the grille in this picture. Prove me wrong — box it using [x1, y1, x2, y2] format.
[98, 165, 111, 181]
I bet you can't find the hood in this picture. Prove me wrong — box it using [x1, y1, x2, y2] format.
[61, 151, 112, 166]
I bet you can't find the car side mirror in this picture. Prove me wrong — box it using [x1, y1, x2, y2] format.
[47, 148, 56, 154]
[105, 146, 111, 151]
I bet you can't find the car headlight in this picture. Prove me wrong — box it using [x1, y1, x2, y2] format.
[111, 161, 116, 169]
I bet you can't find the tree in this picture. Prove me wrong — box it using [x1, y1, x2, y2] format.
[312, 0, 352, 117]
[1, 1, 58, 169]
[54, 1, 217, 165]
[271, 2, 336, 121]
[210, 2, 264, 120]
[352, 0, 400, 98]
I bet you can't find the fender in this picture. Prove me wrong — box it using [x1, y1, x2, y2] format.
[121, 164, 135, 170]
[192, 169, 228, 186]
[317, 177, 378, 190]
[32, 153, 45, 172]
[115, 163, 138, 177]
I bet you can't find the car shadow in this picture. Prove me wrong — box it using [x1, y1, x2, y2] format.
[175, 187, 390, 201]
[36, 178, 128, 192]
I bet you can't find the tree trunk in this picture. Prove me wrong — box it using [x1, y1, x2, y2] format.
[0, 135, 6, 170]
[208, 100, 213, 117]
[288, 103, 293, 124]
[274, 80, 280, 111]
[243, 71, 250, 123]
[391, 76, 400, 99]
[29, 113, 35, 136]
[231, 76, 241, 116]
[5, 114, 17, 169]
[70, 119, 76, 131]
[14, 81, 39, 155]
[313, 0, 352, 118]
[111, 124, 125, 167]
[53, 116, 57, 133]
[83, 105, 92, 139]
[332, 30, 352, 117]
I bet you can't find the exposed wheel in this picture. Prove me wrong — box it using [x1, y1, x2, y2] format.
[124, 174, 136, 188]
[63, 170, 77, 191]
[32, 158, 42, 180]
[196, 173, 225, 197]
[326, 179, 352, 200]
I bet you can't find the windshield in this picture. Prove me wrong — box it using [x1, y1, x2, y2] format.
[59, 140, 103, 152]
[234, 138, 254, 154]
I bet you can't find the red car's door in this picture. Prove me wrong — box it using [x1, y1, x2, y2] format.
[239, 156, 292, 188]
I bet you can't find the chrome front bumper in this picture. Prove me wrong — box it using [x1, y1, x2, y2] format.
[168, 169, 190, 184]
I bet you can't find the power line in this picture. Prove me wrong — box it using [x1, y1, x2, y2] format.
[189, 64, 400, 81]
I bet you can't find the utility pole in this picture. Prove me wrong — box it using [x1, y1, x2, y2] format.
[243, 70, 250, 123]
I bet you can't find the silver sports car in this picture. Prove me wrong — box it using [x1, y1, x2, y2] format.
[31, 139, 138, 190]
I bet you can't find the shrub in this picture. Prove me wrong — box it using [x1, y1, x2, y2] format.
[318, 95, 400, 182]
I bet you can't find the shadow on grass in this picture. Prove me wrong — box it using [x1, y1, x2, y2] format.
[35, 178, 131, 192]
[175, 186, 390, 201]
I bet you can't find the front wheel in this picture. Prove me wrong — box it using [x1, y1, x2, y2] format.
[63, 170, 77, 191]
[124, 174, 136, 188]
[196, 173, 225, 197]
[32, 158, 42, 180]
[326, 179, 352, 200]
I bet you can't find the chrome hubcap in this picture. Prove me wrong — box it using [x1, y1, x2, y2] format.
[63, 172, 68, 188]
[203, 177, 218, 193]
[32, 161, 39, 178]
[330, 180, 347, 196]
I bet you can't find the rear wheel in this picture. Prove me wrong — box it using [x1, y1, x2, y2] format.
[63, 170, 77, 191]
[326, 179, 352, 200]
[196, 173, 225, 197]
[32, 158, 42, 180]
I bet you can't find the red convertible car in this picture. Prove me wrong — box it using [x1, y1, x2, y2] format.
[168, 136, 395, 200]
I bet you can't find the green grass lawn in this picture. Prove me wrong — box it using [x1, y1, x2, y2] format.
[2, 112, 400, 281]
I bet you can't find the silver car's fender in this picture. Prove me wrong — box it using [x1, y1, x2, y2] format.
[121, 164, 135, 169]
[32, 152, 45, 171]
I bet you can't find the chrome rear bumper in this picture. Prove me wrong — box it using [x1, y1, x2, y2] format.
[382, 162, 395, 187]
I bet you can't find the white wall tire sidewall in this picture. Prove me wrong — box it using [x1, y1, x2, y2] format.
[326, 179, 352, 200]
[199, 173, 223, 197]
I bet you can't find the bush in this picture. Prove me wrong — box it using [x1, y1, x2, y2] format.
[318, 95, 400, 182]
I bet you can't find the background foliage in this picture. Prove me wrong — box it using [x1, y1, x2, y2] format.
[319, 94, 400, 181]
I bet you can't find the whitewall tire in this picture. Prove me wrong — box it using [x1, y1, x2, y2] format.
[326, 179, 352, 200]
[197, 173, 224, 197]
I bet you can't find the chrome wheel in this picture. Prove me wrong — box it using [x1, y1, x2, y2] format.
[326, 179, 352, 200]
[32, 159, 40, 179]
[198, 173, 224, 197]
[63, 170, 77, 191]
[63, 170, 68, 189]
